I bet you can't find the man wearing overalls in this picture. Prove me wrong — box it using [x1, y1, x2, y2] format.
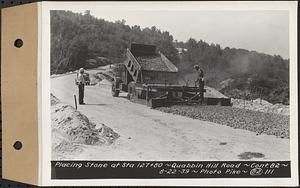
[194, 65, 204, 103]
[76, 68, 86, 105]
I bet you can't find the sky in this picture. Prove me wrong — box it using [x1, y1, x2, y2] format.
[79, 10, 289, 59]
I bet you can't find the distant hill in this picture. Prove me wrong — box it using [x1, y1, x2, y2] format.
[174, 39, 289, 104]
[51, 10, 289, 104]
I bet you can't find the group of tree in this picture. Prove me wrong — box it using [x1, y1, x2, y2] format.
[51, 10, 178, 74]
[175, 39, 289, 104]
[51, 10, 289, 104]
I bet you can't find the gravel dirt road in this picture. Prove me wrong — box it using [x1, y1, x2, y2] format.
[51, 69, 289, 160]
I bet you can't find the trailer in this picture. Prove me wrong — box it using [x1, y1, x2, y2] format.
[112, 43, 231, 108]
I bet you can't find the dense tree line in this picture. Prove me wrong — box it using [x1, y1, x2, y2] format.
[51, 10, 178, 74]
[51, 10, 289, 104]
[175, 39, 289, 104]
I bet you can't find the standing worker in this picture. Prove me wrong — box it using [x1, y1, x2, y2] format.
[76, 68, 86, 105]
[194, 65, 205, 103]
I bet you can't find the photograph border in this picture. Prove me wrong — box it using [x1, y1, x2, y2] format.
[41, 1, 298, 186]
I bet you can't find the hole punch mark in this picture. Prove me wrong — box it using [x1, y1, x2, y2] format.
[13, 141, 22, 150]
[14, 39, 23, 48]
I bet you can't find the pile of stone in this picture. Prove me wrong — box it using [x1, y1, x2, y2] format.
[136, 55, 170, 72]
[232, 98, 289, 116]
[158, 105, 289, 139]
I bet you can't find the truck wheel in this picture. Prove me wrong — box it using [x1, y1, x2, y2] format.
[112, 82, 120, 97]
[127, 82, 136, 100]
[127, 93, 132, 100]
[112, 78, 121, 97]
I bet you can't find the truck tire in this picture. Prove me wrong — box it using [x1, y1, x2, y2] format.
[127, 82, 136, 100]
[112, 78, 120, 97]
[112, 83, 119, 97]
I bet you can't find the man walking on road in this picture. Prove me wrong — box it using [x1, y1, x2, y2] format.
[76, 68, 86, 105]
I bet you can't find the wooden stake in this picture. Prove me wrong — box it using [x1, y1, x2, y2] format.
[74, 95, 77, 110]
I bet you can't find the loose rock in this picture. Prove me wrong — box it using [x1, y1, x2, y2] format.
[158, 105, 289, 139]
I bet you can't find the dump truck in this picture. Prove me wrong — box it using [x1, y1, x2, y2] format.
[112, 43, 231, 108]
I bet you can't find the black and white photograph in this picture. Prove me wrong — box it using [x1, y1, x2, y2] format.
[51, 9, 290, 160]
[47, 1, 297, 184]
[1, 1, 297, 186]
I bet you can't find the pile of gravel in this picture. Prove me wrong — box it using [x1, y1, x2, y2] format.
[52, 101, 119, 145]
[158, 105, 289, 138]
[232, 98, 289, 116]
[136, 55, 170, 72]
[51, 94, 119, 159]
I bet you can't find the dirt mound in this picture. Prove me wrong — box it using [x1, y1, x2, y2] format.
[98, 79, 112, 86]
[89, 71, 114, 86]
[89, 73, 103, 85]
[232, 98, 289, 116]
[271, 103, 289, 115]
[51, 94, 119, 159]
[52, 128, 83, 158]
[51, 93, 60, 105]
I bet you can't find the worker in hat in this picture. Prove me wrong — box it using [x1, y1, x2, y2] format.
[194, 65, 204, 103]
[76, 68, 86, 105]
[194, 65, 204, 86]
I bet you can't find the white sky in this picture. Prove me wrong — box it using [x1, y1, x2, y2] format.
[76, 10, 289, 59]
